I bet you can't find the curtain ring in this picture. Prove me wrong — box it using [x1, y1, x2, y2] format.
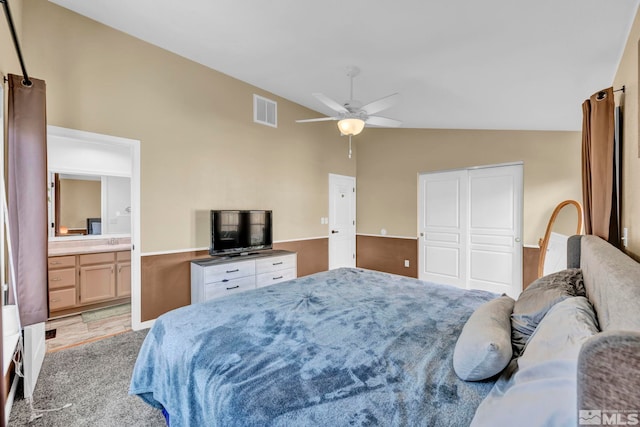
[21, 79, 33, 87]
[596, 91, 607, 100]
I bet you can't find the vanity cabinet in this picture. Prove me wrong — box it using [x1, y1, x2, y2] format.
[79, 252, 116, 304]
[48, 250, 131, 318]
[48, 255, 77, 311]
[116, 251, 131, 297]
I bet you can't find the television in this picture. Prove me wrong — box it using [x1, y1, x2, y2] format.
[210, 210, 273, 256]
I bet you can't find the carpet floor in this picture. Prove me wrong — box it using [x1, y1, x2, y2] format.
[9, 330, 166, 426]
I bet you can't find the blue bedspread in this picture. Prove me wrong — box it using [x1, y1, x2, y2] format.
[130, 268, 498, 426]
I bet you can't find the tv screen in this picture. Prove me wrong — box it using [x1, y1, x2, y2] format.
[210, 210, 272, 256]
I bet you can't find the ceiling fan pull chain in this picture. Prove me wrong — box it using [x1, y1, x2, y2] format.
[349, 135, 352, 159]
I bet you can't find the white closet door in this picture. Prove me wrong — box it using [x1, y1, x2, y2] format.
[418, 164, 523, 298]
[467, 165, 522, 298]
[418, 170, 468, 288]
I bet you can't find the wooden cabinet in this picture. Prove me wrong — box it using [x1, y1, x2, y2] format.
[48, 255, 77, 311]
[47, 250, 131, 317]
[191, 250, 297, 304]
[116, 251, 131, 297]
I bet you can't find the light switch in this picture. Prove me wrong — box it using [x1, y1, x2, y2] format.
[404, 260, 410, 268]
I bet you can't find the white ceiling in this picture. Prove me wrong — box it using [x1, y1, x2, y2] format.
[49, 0, 639, 131]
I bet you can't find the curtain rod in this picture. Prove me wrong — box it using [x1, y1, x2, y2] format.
[596, 85, 625, 100]
[0, 0, 32, 87]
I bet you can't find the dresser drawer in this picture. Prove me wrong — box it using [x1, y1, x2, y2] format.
[204, 276, 255, 300]
[49, 288, 76, 311]
[203, 260, 255, 283]
[256, 268, 297, 288]
[255, 254, 296, 274]
[48, 255, 76, 269]
[48, 268, 76, 289]
[80, 252, 115, 265]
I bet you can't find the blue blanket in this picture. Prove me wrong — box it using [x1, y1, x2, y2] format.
[130, 268, 498, 426]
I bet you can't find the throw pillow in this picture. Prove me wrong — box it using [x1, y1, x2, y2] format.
[511, 268, 584, 355]
[453, 295, 515, 381]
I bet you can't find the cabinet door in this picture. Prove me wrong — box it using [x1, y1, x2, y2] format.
[80, 264, 116, 304]
[117, 262, 131, 297]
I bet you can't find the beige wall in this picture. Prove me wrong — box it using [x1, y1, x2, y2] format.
[22, 0, 354, 253]
[59, 178, 101, 229]
[0, 0, 21, 77]
[356, 129, 582, 246]
[614, 7, 640, 259]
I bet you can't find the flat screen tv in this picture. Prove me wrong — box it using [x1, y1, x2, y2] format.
[210, 210, 273, 256]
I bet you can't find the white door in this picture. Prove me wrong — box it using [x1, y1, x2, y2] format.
[418, 170, 468, 288]
[418, 164, 523, 298]
[467, 165, 523, 297]
[329, 174, 356, 269]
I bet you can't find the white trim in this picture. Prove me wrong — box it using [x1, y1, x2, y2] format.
[134, 319, 155, 331]
[141, 236, 332, 257]
[274, 236, 328, 243]
[356, 233, 418, 240]
[141, 247, 208, 257]
[524, 244, 540, 249]
[418, 161, 524, 176]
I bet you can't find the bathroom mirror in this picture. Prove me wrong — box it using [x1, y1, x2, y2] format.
[50, 172, 131, 238]
[538, 200, 583, 277]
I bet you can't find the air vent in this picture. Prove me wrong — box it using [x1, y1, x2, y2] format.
[253, 94, 277, 128]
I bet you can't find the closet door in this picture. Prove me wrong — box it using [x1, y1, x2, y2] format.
[418, 170, 468, 288]
[418, 164, 523, 298]
[468, 165, 522, 297]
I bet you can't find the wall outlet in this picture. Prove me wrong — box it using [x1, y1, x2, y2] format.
[404, 260, 410, 268]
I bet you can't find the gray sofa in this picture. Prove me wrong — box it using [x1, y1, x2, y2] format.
[568, 235, 640, 421]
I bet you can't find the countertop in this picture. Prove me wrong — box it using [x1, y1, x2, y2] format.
[48, 237, 132, 257]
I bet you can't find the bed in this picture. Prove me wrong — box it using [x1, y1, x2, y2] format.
[130, 235, 640, 426]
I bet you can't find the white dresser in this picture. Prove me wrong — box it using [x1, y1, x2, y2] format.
[190, 250, 297, 304]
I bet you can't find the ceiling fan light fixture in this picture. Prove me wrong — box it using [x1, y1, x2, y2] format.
[337, 118, 365, 136]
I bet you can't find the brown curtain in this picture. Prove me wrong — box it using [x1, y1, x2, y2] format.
[7, 74, 48, 326]
[581, 87, 619, 245]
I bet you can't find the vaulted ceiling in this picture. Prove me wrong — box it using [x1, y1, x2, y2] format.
[49, 0, 640, 131]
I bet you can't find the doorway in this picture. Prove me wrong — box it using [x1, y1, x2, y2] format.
[328, 174, 356, 269]
[47, 126, 141, 331]
[418, 163, 523, 298]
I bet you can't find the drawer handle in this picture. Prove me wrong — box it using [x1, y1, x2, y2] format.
[222, 279, 229, 283]
[226, 285, 240, 290]
[272, 262, 283, 266]
[51, 277, 62, 281]
[226, 269, 239, 273]
[50, 261, 61, 265]
[273, 276, 283, 280]
[51, 299, 60, 303]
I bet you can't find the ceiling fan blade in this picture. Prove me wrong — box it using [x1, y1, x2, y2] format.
[313, 93, 349, 114]
[361, 93, 400, 115]
[296, 117, 338, 123]
[365, 116, 402, 127]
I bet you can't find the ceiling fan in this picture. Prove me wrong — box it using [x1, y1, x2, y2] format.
[296, 67, 401, 157]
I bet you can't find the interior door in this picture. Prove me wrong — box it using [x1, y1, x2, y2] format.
[329, 174, 356, 269]
[418, 170, 468, 288]
[418, 164, 523, 298]
[467, 165, 523, 297]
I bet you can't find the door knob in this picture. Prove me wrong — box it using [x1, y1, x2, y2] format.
[515, 237, 521, 242]
[331, 230, 339, 234]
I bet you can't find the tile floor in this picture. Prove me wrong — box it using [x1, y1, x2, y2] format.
[45, 307, 131, 352]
